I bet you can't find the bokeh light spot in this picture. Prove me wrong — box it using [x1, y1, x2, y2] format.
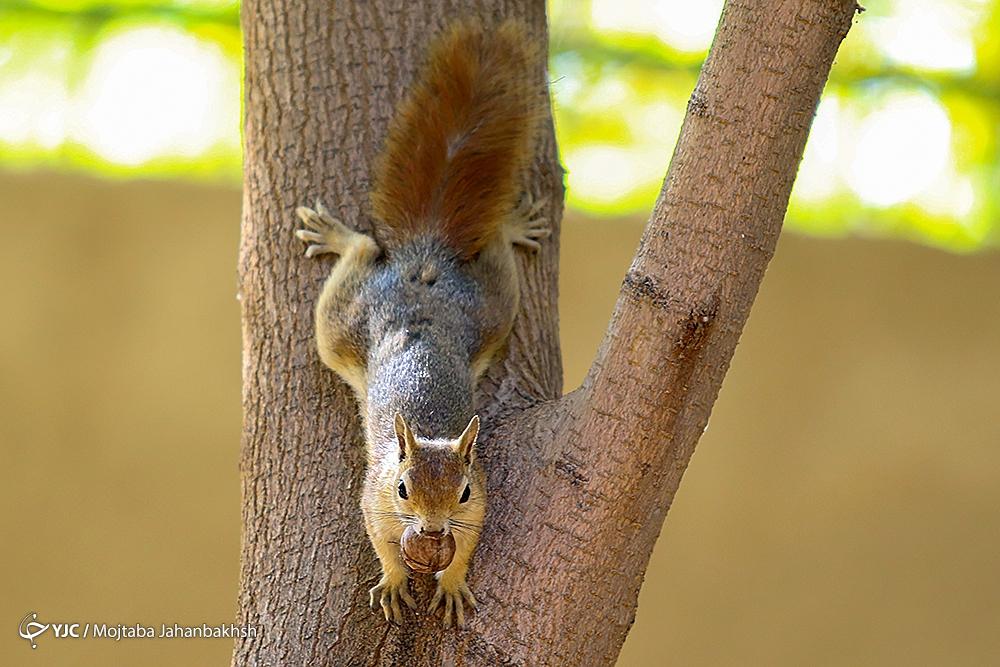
[846, 92, 952, 208]
[591, 0, 724, 53]
[867, 0, 979, 73]
[74, 26, 240, 165]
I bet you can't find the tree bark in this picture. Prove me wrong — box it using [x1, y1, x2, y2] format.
[235, 0, 858, 665]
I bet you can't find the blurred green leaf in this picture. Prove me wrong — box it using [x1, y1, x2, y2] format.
[0, 0, 997, 251]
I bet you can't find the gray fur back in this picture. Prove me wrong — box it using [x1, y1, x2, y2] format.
[363, 235, 482, 451]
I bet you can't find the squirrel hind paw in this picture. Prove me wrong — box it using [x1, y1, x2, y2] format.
[294, 202, 377, 259]
[510, 221, 551, 252]
[507, 193, 551, 252]
[294, 229, 334, 258]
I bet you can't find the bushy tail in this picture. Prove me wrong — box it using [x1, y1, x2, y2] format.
[370, 20, 543, 261]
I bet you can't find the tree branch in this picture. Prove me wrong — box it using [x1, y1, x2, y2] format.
[580, 0, 857, 453]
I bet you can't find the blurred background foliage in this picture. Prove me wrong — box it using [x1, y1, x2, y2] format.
[1, 0, 997, 251]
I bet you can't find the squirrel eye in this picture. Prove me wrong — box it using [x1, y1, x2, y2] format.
[459, 484, 471, 504]
[397, 480, 408, 500]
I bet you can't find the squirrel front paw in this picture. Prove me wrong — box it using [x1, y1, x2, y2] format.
[508, 193, 551, 252]
[369, 574, 417, 624]
[428, 577, 477, 628]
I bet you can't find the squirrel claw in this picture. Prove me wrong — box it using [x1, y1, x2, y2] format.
[296, 202, 340, 231]
[509, 194, 551, 252]
[369, 577, 416, 624]
[429, 580, 477, 628]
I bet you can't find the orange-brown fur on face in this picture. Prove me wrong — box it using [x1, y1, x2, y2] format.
[387, 414, 483, 538]
[402, 449, 467, 524]
[370, 20, 544, 260]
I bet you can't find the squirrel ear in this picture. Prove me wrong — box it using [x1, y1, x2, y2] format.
[455, 415, 480, 463]
[394, 414, 416, 461]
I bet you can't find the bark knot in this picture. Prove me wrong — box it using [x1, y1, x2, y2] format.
[687, 91, 709, 117]
[622, 269, 671, 310]
[676, 294, 720, 357]
[555, 455, 590, 487]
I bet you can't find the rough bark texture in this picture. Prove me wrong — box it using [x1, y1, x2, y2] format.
[235, 0, 857, 665]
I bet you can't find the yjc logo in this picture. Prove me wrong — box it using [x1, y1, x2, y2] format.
[19, 612, 48, 649]
[19, 612, 81, 649]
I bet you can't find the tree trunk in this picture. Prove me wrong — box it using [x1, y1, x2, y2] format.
[235, 0, 858, 665]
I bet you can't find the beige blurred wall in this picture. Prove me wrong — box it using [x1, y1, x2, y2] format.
[1, 172, 998, 666]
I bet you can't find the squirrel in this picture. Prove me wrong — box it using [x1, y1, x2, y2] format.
[294, 20, 549, 628]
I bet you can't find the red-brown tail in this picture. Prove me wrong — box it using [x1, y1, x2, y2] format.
[370, 20, 543, 261]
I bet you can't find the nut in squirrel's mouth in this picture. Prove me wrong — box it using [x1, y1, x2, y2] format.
[400, 525, 456, 574]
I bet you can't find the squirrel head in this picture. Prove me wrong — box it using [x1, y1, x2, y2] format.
[392, 413, 481, 537]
